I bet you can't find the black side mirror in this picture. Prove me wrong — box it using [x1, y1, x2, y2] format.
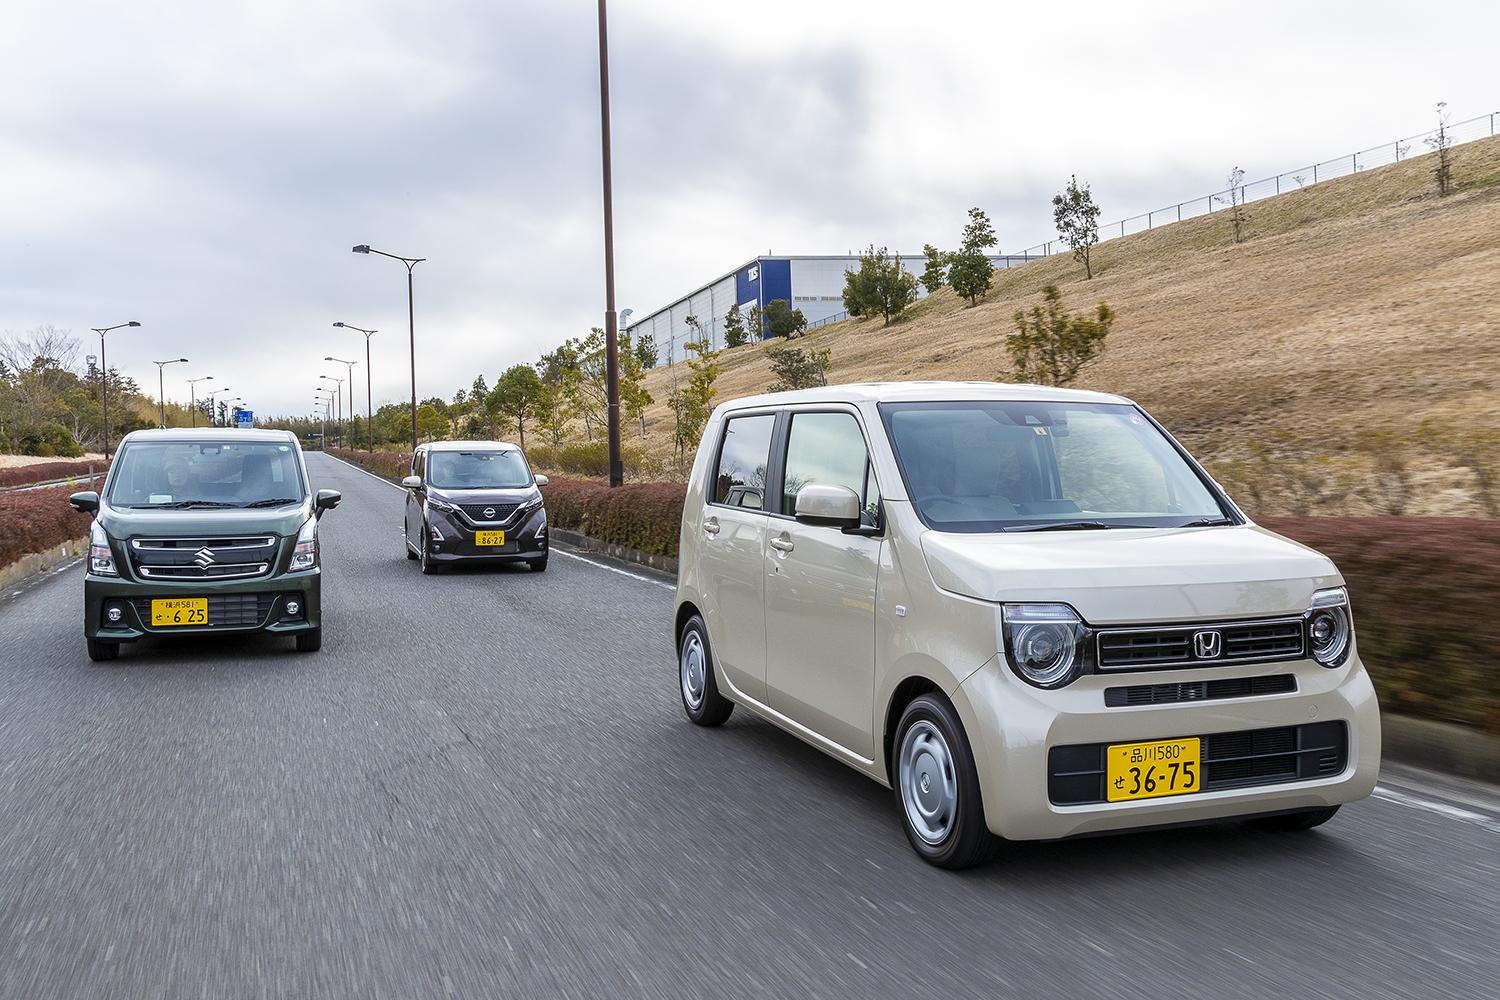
[314, 489, 342, 517]
[69, 490, 100, 515]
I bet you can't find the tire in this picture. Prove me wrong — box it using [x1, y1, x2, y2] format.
[678, 614, 733, 727]
[86, 638, 119, 662]
[295, 628, 323, 653]
[1244, 805, 1340, 832]
[892, 694, 998, 869]
[406, 539, 417, 560]
[529, 555, 549, 573]
[419, 522, 439, 575]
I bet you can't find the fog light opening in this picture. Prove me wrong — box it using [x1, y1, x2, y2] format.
[284, 599, 301, 618]
[105, 605, 124, 624]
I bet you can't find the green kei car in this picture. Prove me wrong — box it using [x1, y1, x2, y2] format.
[69, 428, 342, 661]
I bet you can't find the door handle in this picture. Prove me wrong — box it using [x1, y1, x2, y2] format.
[703, 518, 721, 535]
[769, 536, 794, 553]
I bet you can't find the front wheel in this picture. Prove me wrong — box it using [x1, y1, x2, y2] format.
[295, 628, 323, 653]
[678, 615, 732, 726]
[529, 555, 549, 573]
[893, 694, 997, 869]
[86, 638, 119, 662]
[1245, 806, 1340, 832]
[419, 522, 439, 575]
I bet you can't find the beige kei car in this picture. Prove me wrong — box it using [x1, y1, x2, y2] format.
[673, 382, 1380, 868]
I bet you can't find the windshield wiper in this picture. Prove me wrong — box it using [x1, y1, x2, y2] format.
[1003, 520, 1114, 532]
[134, 500, 239, 509]
[1178, 517, 1233, 527]
[240, 497, 303, 508]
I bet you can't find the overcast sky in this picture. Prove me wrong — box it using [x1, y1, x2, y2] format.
[2, 0, 1495, 417]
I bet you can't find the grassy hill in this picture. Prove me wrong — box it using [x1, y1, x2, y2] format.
[627, 134, 1500, 516]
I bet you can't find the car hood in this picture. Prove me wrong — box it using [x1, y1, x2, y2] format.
[428, 486, 540, 505]
[99, 502, 312, 539]
[920, 524, 1342, 624]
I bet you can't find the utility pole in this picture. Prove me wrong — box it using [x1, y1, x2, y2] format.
[597, 0, 623, 486]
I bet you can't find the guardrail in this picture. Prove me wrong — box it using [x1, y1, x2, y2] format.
[0, 471, 105, 495]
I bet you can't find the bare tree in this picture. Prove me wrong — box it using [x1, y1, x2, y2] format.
[1214, 167, 1250, 243]
[1425, 101, 1455, 196]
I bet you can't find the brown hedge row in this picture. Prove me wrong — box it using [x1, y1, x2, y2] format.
[0, 459, 108, 489]
[0, 484, 93, 566]
[327, 448, 411, 482]
[537, 476, 686, 557]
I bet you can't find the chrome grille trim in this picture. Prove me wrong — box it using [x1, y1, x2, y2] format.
[1095, 616, 1306, 671]
[138, 563, 270, 580]
[131, 536, 277, 551]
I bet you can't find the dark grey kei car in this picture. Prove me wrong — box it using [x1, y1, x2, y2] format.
[401, 441, 549, 574]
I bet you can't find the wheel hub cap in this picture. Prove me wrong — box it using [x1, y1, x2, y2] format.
[899, 721, 957, 846]
[680, 632, 706, 710]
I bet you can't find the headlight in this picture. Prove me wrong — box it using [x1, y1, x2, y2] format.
[427, 495, 457, 513]
[1305, 587, 1352, 667]
[289, 516, 318, 571]
[1002, 604, 1092, 688]
[89, 521, 118, 577]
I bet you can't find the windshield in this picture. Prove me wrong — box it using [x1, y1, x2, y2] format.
[426, 450, 533, 490]
[879, 401, 1231, 532]
[106, 441, 306, 508]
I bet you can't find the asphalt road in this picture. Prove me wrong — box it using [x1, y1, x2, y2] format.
[2, 451, 1497, 999]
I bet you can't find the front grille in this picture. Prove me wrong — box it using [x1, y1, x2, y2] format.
[1104, 674, 1297, 707]
[130, 536, 278, 581]
[1047, 721, 1348, 805]
[457, 502, 522, 522]
[1097, 617, 1305, 671]
[131, 593, 278, 629]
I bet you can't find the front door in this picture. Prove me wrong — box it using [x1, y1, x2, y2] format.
[765, 409, 882, 760]
[404, 450, 425, 551]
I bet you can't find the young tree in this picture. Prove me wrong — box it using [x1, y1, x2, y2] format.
[1052, 175, 1102, 279]
[761, 299, 808, 338]
[633, 332, 659, 369]
[841, 245, 919, 325]
[763, 343, 831, 392]
[919, 244, 949, 295]
[1215, 167, 1250, 244]
[669, 334, 721, 462]
[562, 329, 608, 440]
[744, 304, 764, 343]
[1426, 101, 1455, 196]
[1006, 284, 1115, 387]
[722, 303, 750, 348]
[618, 333, 654, 438]
[533, 382, 568, 445]
[947, 207, 997, 306]
[490, 363, 542, 447]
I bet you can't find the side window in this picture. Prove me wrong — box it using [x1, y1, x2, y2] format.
[414, 451, 426, 482]
[712, 414, 775, 510]
[781, 411, 879, 525]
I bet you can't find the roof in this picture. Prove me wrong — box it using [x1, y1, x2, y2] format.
[119, 427, 297, 444]
[715, 380, 1132, 413]
[417, 439, 521, 452]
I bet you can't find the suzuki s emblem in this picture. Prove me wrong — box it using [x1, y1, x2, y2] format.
[483, 507, 497, 519]
[1193, 630, 1222, 659]
[193, 547, 216, 568]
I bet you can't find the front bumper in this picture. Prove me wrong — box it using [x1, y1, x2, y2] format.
[423, 505, 548, 564]
[84, 568, 322, 642]
[953, 652, 1381, 841]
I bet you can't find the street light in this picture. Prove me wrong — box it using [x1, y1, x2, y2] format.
[90, 320, 140, 459]
[319, 374, 346, 448]
[187, 375, 213, 427]
[208, 388, 230, 427]
[595, 0, 623, 486]
[324, 359, 357, 447]
[334, 322, 377, 453]
[352, 245, 423, 450]
[152, 358, 189, 428]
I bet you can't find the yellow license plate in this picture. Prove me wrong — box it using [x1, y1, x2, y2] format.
[1106, 738, 1201, 802]
[474, 530, 506, 547]
[151, 597, 209, 627]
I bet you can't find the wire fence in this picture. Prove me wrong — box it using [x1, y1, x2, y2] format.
[1012, 110, 1499, 256]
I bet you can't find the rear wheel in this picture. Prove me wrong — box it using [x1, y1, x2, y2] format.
[678, 614, 732, 726]
[1245, 806, 1340, 832]
[86, 638, 119, 662]
[295, 628, 323, 653]
[893, 694, 997, 869]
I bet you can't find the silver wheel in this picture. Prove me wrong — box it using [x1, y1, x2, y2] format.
[680, 630, 707, 711]
[899, 720, 958, 846]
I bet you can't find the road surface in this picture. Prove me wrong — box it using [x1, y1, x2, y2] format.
[1, 452, 1496, 998]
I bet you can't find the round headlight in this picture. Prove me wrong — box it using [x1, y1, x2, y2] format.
[1014, 623, 1078, 686]
[1305, 588, 1352, 667]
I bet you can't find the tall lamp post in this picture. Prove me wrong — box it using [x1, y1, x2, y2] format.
[187, 375, 214, 427]
[208, 388, 230, 427]
[315, 387, 336, 450]
[333, 323, 377, 452]
[351, 245, 423, 450]
[319, 374, 345, 448]
[596, 0, 623, 486]
[324, 358, 358, 446]
[91, 320, 140, 459]
[152, 358, 189, 428]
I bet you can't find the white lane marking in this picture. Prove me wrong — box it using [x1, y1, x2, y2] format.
[315, 451, 675, 591]
[552, 548, 673, 590]
[1373, 785, 1500, 836]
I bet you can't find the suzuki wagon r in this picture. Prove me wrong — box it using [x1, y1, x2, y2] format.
[672, 382, 1379, 868]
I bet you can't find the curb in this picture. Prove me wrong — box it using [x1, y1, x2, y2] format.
[1, 536, 87, 594]
[1381, 713, 1500, 783]
[549, 528, 677, 579]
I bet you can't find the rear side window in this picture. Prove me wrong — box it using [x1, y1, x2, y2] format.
[780, 411, 879, 524]
[712, 414, 774, 509]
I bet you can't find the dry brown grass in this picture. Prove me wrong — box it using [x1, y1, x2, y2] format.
[622, 135, 1500, 515]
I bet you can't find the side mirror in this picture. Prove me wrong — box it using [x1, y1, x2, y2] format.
[69, 490, 100, 515]
[794, 484, 862, 530]
[314, 489, 342, 517]
[401, 475, 422, 489]
[533, 474, 549, 487]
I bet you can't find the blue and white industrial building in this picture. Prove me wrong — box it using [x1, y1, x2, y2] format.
[624, 252, 1040, 364]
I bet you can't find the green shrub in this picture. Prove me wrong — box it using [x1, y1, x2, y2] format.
[19, 421, 84, 457]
